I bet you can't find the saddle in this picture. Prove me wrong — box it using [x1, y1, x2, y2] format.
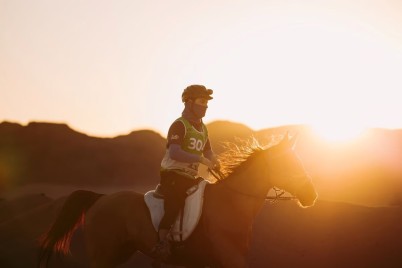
[144, 180, 208, 242]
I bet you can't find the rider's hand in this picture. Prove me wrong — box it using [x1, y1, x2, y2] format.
[200, 156, 220, 171]
[210, 156, 221, 171]
[199, 156, 214, 169]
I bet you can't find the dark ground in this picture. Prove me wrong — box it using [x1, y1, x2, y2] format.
[1, 189, 401, 268]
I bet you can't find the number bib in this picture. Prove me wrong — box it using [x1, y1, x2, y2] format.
[180, 118, 208, 155]
[161, 117, 208, 177]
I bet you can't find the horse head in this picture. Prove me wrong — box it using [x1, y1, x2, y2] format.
[264, 133, 317, 207]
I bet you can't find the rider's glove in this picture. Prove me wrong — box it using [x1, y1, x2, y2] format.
[200, 156, 220, 171]
[210, 155, 221, 171]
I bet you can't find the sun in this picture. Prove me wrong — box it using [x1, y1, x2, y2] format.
[311, 122, 366, 143]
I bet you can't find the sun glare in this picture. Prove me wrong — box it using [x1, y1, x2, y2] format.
[312, 123, 366, 143]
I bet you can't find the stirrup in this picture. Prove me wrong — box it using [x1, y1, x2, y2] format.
[151, 240, 171, 261]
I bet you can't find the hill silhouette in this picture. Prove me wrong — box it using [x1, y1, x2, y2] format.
[1, 120, 402, 206]
[0, 121, 165, 192]
[210, 122, 402, 207]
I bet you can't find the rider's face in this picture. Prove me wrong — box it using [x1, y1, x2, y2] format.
[194, 98, 209, 107]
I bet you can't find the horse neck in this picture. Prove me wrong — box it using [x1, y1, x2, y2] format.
[221, 154, 272, 202]
[204, 155, 272, 224]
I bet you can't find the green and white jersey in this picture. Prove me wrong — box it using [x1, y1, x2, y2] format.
[161, 117, 208, 177]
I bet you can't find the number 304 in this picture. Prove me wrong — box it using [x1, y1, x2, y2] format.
[189, 138, 204, 151]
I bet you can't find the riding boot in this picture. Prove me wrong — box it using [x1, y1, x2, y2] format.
[151, 228, 171, 261]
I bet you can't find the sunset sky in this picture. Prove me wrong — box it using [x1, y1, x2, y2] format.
[1, 0, 402, 138]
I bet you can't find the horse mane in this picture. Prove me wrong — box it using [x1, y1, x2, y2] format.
[218, 136, 278, 179]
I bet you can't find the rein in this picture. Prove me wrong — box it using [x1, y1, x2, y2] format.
[208, 168, 296, 203]
[265, 187, 296, 204]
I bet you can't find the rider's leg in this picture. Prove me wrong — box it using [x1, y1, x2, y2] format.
[152, 172, 185, 260]
[152, 171, 197, 260]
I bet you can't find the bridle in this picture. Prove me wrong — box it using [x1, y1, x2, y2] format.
[208, 168, 297, 203]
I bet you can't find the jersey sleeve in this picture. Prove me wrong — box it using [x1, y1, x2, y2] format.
[166, 120, 185, 147]
[169, 144, 201, 163]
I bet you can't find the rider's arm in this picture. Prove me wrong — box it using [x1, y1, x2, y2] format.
[169, 144, 200, 163]
[202, 139, 220, 169]
[202, 139, 215, 160]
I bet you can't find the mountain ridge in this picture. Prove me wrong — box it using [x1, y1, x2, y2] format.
[1, 120, 402, 207]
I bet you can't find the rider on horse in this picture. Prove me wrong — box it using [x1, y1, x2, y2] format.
[152, 84, 220, 260]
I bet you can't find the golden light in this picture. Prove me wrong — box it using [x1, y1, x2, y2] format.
[311, 122, 366, 143]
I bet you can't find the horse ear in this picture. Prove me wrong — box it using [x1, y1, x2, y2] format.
[280, 131, 297, 149]
[278, 132, 291, 148]
[285, 131, 290, 140]
[290, 133, 298, 150]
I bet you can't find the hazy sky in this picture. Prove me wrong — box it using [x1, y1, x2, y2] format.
[1, 0, 402, 137]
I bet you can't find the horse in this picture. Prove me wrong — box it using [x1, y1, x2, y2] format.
[38, 134, 317, 268]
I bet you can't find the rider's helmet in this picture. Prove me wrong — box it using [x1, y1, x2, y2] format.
[181, 85, 213, 103]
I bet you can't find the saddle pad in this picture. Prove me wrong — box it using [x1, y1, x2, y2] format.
[144, 180, 208, 242]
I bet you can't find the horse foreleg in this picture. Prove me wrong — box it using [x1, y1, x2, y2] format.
[151, 260, 162, 268]
[86, 235, 138, 268]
